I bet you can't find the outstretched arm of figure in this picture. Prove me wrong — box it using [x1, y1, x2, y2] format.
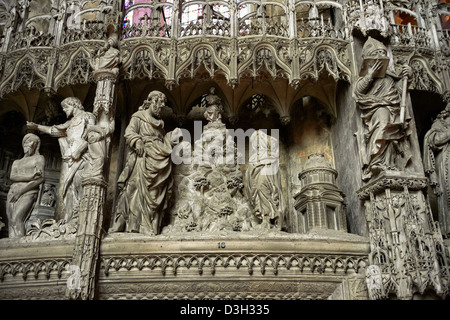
[26, 121, 67, 137]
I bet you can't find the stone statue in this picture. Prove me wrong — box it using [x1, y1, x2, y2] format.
[26, 97, 96, 222]
[83, 119, 115, 181]
[6, 133, 45, 238]
[110, 91, 181, 235]
[40, 183, 56, 207]
[423, 106, 450, 238]
[93, 32, 120, 74]
[245, 130, 285, 229]
[203, 87, 223, 124]
[354, 37, 413, 181]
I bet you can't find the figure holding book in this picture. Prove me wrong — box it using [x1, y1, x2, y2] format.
[354, 37, 413, 181]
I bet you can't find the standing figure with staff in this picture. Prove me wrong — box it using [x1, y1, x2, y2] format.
[354, 37, 413, 181]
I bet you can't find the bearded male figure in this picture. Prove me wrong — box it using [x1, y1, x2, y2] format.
[27, 97, 95, 222]
[110, 91, 181, 235]
[423, 106, 450, 237]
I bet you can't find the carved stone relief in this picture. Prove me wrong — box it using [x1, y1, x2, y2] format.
[294, 153, 347, 233]
[358, 172, 450, 299]
[423, 106, 450, 238]
[354, 37, 413, 182]
[110, 91, 180, 236]
[6, 133, 44, 239]
[26, 97, 95, 223]
[0, 0, 450, 302]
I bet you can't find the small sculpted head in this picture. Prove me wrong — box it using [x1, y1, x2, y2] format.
[22, 133, 40, 157]
[61, 97, 84, 118]
[141, 90, 167, 118]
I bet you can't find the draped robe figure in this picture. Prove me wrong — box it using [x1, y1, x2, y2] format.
[245, 130, 285, 229]
[354, 37, 412, 181]
[110, 91, 179, 235]
[93, 33, 120, 74]
[423, 108, 450, 237]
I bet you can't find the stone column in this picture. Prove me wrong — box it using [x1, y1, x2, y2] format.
[65, 67, 117, 300]
[357, 171, 450, 299]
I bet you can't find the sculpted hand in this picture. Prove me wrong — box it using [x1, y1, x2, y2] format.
[135, 139, 144, 157]
[87, 131, 101, 143]
[368, 60, 382, 79]
[10, 191, 21, 203]
[33, 170, 42, 179]
[26, 121, 38, 130]
[72, 148, 83, 160]
[400, 65, 412, 79]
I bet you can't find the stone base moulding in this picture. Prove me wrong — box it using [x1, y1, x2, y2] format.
[0, 230, 370, 299]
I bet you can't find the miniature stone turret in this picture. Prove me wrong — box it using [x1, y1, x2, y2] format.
[294, 153, 347, 233]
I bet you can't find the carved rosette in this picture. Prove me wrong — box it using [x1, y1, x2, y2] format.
[358, 171, 450, 299]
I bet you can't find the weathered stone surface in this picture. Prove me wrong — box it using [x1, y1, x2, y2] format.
[0, 0, 449, 301]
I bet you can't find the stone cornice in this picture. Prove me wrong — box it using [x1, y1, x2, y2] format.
[356, 171, 429, 200]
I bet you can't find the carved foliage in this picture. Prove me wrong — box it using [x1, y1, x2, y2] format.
[238, 44, 291, 80]
[177, 44, 230, 81]
[409, 59, 440, 93]
[121, 47, 167, 80]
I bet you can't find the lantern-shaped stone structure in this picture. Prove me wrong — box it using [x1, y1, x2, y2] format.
[294, 153, 347, 233]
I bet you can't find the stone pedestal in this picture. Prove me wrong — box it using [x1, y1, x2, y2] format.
[357, 171, 450, 299]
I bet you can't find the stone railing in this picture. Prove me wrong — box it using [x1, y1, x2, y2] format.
[123, 16, 172, 39]
[391, 23, 435, 50]
[297, 17, 346, 40]
[8, 26, 55, 51]
[438, 28, 450, 55]
[0, 0, 447, 97]
[61, 20, 107, 44]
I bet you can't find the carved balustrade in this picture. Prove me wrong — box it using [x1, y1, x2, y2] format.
[297, 17, 346, 40]
[0, 0, 448, 97]
[438, 28, 450, 55]
[391, 23, 434, 50]
[61, 20, 107, 44]
[9, 26, 55, 50]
